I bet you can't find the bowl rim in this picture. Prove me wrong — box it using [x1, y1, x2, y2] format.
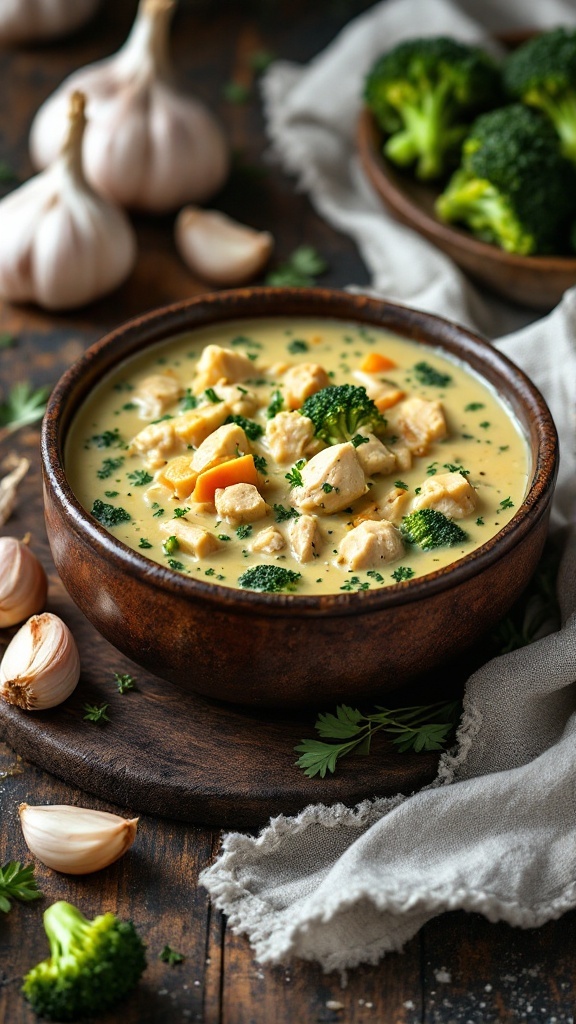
[41, 286, 558, 617]
[357, 106, 576, 272]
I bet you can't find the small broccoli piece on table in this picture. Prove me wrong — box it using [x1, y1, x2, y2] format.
[300, 384, 386, 447]
[436, 104, 576, 254]
[400, 508, 468, 550]
[238, 565, 302, 593]
[364, 36, 502, 180]
[22, 901, 146, 1021]
[504, 28, 576, 164]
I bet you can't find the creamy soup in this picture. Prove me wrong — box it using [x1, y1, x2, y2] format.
[66, 318, 530, 595]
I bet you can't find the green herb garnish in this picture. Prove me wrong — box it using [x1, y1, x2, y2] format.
[273, 503, 300, 522]
[391, 566, 415, 582]
[0, 862, 42, 914]
[224, 414, 263, 440]
[159, 945, 185, 965]
[96, 457, 125, 480]
[139, 538, 153, 549]
[412, 362, 452, 387]
[236, 524, 253, 540]
[91, 500, 131, 527]
[266, 389, 284, 419]
[265, 245, 328, 287]
[238, 565, 301, 593]
[0, 382, 50, 433]
[287, 339, 309, 354]
[285, 459, 306, 488]
[83, 703, 110, 724]
[253, 454, 268, 474]
[127, 470, 153, 486]
[114, 673, 137, 694]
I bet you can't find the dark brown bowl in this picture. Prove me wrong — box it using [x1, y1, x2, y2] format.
[357, 108, 576, 311]
[42, 287, 558, 707]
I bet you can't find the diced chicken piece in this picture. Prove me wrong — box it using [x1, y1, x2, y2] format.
[191, 423, 249, 475]
[214, 483, 269, 525]
[376, 485, 411, 524]
[266, 361, 292, 378]
[143, 480, 173, 507]
[337, 519, 404, 571]
[353, 370, 405, 411]
[159, 520, 219, 559]
[211, 383, 261, 416]
[291, 442, 366, 515]
[394, 396, 447, 456]
[289, 514, 322, 563]
[157, 455, 197, 500]
[172, 404, 230, 447]
[352, 499, 381, 527]
[412, 472, 478, 519]
[193, 345, 254, 394]
[265, 411, 316, 464]
[128, 420, 182, 470]
[353, 431, 396, 477]
[251, 526, 285, 555]
[283, 363, 330, 409]
[390, 440, 413, 472]
[132, 371, 183, 420]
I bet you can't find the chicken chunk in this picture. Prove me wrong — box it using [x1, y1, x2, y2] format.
[250, 526, 285, 555]
[210, 383, 261, 417]
[394, 397, 447, 456]
[159, 519, 219, 559]
[265, 411, 316, 464]
[191, 423, 249, 475]
[412, 472, 478, 519]
[128, 420, 182, 470]
[289, 514, 322, 563]
[353, 370, 405, 411]
[283, 363, 330, 409]
[132, 371, 183, 420]
[193, 345, 254, 394]
[353, 431, 396, 477]
[172, 403, 230, 448]
[376, 485, 411, 524]
[214, 483, 269, 525]
[337, 519, 403, 571]
[291, 442, 366, 515]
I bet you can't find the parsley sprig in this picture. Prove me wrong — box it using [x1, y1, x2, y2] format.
[0, 382, 50, 434]
[295, 700, 461, 778]
[265, 245, 327, 287]
[0, 861, 42, 913]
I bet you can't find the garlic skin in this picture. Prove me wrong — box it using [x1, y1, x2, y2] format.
[175, 207, 274, 286]
[0, 0, 100, 44]
[0, 537, 47, 628]
[0, 91, 136, 311]
[30, 0, 229, 213]
[0, 612, 80, 710]
[19, 804, 138, 874]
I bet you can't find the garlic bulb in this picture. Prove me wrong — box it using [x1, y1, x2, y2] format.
[0, 91, 136, 310]
[0, 537, 47, 628]
[0, 0, 100, 44]
[19, 804, 138, 874]
[30, 0, 229, 213]
[0, 612, 80, 710]
[175, 207, 274, 285]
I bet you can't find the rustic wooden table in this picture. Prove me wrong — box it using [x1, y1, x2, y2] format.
[1, 3, 576, 1022]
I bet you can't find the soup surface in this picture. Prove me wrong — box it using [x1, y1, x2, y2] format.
[66, 317, 530, 595]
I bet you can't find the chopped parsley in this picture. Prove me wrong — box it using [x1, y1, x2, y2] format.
[83, 703, 110, 724]
[152, 507, 165, 517]
[173, 507, 190, 518]
[265, 245, 327, 287]
[168, 559, 185, 571]
[225, 414, 263, 441]
[285, 460, 306, 488]
[204, 387, 222, 404]
[266, 390, 284, 419]
[395, 480, 409, 490]
[127, 470, 153, 486]
[479, 421, 491, 429]
[476, 517, 484, 526]
[413, 362, 452, 387]
[114, 672, 137, 694]
[236, 524, 253, 540]
[465, 402, 485, 411]
[180, 389, 198, 411]
[87, 428, 125, 449]
[231, 335, 262, 350]
[273, 503, 300, 522]
[391, 566, 415, 582]
[351, 434, 370, 448]
[253, 454, 268, 474]
[340, 576, 370, 592]
[287, 339, 309, 354]
[91, 499, 131, 527]
[139, 538, 153, 549]
[104, 490, 119, 498]
[367, 570, 385, 583]
[321, 482, 334, 494]
[499, 497, 515, 510]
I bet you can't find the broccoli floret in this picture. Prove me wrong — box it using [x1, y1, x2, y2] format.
[436, 104, 576, 254]
[505, 28, 576, 163]
[300, 384, 386, 446]
[22, 901, 146, 1021]
[364, 36, 502, 180]
[238, 565, 302, 593]
[400, 508, 468, 550]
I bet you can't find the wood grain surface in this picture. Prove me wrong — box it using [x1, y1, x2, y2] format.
[1, 3, 576, 1022]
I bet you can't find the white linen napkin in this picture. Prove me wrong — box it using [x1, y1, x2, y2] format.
[200, 0, 576, 972]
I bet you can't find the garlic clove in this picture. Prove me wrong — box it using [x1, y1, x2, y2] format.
[0, 0, 100, 44]
[19, 804, 138, 874]
[175, 207, 274, 286]
[0, 537, 47, 628]
[0, 612, 80, 710]
[0, 91, 137, 311]
[30, 0, 230, 214]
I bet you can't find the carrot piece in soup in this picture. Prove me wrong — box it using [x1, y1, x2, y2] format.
[360, 352, 396, 373]
[192, 454, 259, 503]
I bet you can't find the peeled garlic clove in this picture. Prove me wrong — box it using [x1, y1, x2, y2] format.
[0, 612, 80, 710]
[175, 207, 274, 286]
[0, 91, 137, 311]
[0, 0, 100, 44]
[30, 0, 229, 213]
[19, 804, 138, 874]
[0, 537, 47, 628]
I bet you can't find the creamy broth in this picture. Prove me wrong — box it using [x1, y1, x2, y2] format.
[66, 318, 530, 595]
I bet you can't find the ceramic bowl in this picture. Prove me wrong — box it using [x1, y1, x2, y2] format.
[42, 287, 557, 708]
[357, 108, 576, 311]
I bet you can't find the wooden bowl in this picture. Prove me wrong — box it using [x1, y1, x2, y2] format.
[357, 108, 576, 310]
[42, 287, 558, 708]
